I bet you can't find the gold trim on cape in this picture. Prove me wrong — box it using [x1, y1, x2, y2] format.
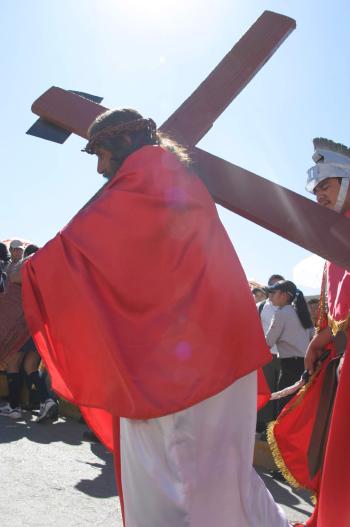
[266, 368, 322, 496]
[267, 420, 317, 504]
[327, 312, 350, 336]
[267, 421, 302, 489]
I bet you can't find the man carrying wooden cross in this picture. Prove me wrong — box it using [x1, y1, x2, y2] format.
[16, 107, 290, 526]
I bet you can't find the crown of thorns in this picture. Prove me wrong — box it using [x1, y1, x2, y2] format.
[83, 118, 157, 154]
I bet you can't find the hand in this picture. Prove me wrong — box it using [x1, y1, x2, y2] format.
[304, 344, 324, 375]
[305, 327, 333, 374]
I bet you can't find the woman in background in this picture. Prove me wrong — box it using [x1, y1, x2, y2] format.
[265, 280, 313, 412]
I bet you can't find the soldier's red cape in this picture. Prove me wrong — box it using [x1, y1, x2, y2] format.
[269, 256, 350, 527]
[21, 145, 270, 508]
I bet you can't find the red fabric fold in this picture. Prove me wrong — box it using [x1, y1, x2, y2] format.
[316, 255, 350, 526]
[22, 146, 270, 445]
[271, 353, 334, 496]
[317, 346, 350, 526]
[272, 255, 350, 526]
[257, 367, 271, 410]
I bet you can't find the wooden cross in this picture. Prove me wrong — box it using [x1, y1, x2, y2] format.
[27, 11, 350, 271]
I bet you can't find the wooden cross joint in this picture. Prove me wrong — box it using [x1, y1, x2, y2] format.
[26, 11, 350, 271]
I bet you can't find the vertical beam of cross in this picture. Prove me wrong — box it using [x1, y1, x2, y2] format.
[160, 11, 296, 146]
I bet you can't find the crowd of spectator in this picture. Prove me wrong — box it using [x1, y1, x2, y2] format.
[0, 239, 58, 422]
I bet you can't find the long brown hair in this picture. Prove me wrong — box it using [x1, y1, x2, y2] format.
[86, 108, 191, 170]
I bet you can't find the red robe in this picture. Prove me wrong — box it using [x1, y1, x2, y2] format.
[269, 231, 350, 526]
[316, 259, 350, 527]
[21, 145, 270, 511]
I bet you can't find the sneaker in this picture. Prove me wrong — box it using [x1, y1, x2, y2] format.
[36, 398, 59, 423]
[0, 403, 23, 419]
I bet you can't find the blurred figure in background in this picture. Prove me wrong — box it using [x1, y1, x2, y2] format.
[0, 242, 58, 422]
[0, 242, 9, 265]
[265, 280, 314, 413]
[252, 286, 267, 304]
[0, 336, 58, 422]
[307, 297, 319, 327]
[0, 242, 10, 293]
[6, 240, 24, 274]
[24, 244, 39, 258]
[256, 274, 284, 433]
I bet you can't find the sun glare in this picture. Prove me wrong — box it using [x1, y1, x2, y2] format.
[125, 0, 178, 17]
[116, 0, 201, 26]
[96, 0, 227, 44]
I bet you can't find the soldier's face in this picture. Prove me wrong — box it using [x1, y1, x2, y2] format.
[96, 148, 114, 179]
[313, 178, 341, 210]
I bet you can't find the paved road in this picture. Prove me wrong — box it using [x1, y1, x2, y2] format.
[0, 414, 312, 526]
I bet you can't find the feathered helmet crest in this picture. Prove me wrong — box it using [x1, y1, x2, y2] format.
[312, 137, 350, 163]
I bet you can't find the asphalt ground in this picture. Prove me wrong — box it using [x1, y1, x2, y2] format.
[0, 413, 313, 526]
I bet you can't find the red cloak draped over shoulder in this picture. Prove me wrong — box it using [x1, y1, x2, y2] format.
[22, 145, 270, 448]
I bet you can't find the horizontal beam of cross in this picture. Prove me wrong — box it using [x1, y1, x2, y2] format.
[29, 83, 350, 269]
[194, 148, 350, 270]
[27, 10, 350, 271]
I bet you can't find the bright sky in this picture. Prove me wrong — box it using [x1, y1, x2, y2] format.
[2, 0, 349, 294]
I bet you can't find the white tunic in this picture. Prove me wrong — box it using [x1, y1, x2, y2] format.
[120, 371, 289, 527]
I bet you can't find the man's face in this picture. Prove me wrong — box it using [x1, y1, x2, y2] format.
[313, 178, 341, 209]
[96, 147, 114, 180]
[10, 247, 23, 263]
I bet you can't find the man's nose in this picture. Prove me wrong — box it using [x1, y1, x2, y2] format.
[97, 160, 104, 174]
[315, 190, 322, 202]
